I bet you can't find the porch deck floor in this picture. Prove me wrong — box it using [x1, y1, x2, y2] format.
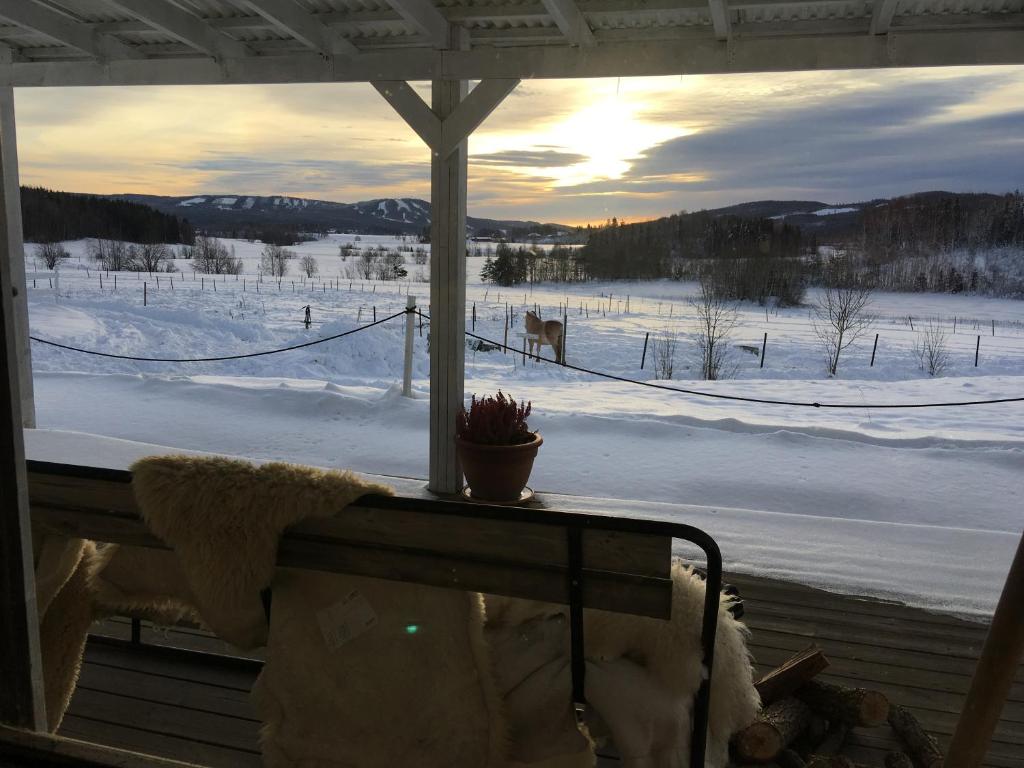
[59, 575, 1024, 768]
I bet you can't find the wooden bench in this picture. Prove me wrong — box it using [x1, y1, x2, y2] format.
[25, 459, 725, 767]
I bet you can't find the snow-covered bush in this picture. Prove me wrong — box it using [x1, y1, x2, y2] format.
[914, 322, 950, 377]
[36, 241, 69, 269]
[692, 282, 738, 380]
[653, 328, 678, 380]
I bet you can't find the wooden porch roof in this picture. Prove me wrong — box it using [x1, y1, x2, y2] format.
[0, 0, 1022, 87]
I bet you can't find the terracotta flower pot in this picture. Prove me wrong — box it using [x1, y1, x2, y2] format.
[455, 433, 543, 502]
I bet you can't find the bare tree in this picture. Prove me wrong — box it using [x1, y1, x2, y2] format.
[88, 239, 135, 271]
[811, 285, 874, 375]
[194, 236, 243, 275]
[299, 254, 319, 278]
[692, 281, 739, 380]
[653, 328, 678, 380]
[135, 242, 174, 273]
[260, 244, 293, 278]
[914, 321, 950, 376]
[358, 250, 376, 280]
[36, 241, 69, 270]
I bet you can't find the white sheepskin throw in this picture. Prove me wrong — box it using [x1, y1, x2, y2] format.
[485, 563, 760, 768]
[130, 455, 508, 768]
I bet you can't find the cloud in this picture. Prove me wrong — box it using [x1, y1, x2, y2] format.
[473, 149, 590, 168]
[14, 68, 1024, 224]
[557, 72, 1024, 217]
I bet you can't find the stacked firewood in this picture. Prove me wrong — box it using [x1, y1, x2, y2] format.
[729, 646, 945, 768]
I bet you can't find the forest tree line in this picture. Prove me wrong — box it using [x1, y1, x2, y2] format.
[483, 191, 1024, 301]
[22, 187, 194, 245]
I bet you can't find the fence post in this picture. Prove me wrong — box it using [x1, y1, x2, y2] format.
[143, 282, 147, 306]
[562, 313, 568, 365]
[373, 306, 377, 322]
[908, 315, 914, 330]
[641, 332, 650, 370]
[472, 302, 476, 332]
[992, 319, 995, 337]
[403, 296, 416, 398]
[760, 332, 767, 369]
[870, 333, 879, 367]
[503, 311, 508, 354]
[976, 335, 981, 367]
[522, 336, 527, 366]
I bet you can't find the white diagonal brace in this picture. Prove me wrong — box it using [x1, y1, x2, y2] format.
[708, 0, 731, 41]
[371, 81, 440, 149]
[385, 0, 450, 48]
[103, 0, 252, 59]
[236, 0, 359, 57]
[0, 0, 142, 60]
[870, 0, 900, 34]
[541, 0, 595, 47]
[440, 78, 520, 158]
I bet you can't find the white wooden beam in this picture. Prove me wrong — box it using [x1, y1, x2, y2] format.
[0, 0, 142, 61]
[870, 0, 900, 34]
[0, 86, 31, 429]
[0, 82, 46, 733]
[236, 0, 359, 57]
[441, 78, 520, 157]
[9, 28, 1024, 86]
[371, 81, 440, 149]
[102, 0, 253, 59]
[385, 0, 452, 48]
[428, 76, 468, 495]
[373, 78, 518, 158]
[708, 0, 731, 41]
[541, 0, 596, 46]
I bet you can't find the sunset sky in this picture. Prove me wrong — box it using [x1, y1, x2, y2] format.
[15, 65, 1024, 226]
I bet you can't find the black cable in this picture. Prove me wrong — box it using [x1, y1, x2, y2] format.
[423, 313, 1023, 410]
[30, 309, 409, 363]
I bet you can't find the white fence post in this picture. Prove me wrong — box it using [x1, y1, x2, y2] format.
[403, 295, 416, 398]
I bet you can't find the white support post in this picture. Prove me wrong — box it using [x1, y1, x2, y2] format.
[428, 76, 468, 495]
[0, 86, 32, 428]
[0, 75, 46, 731]
[371, 68, 517, 493]
[403, 294, 415, 398]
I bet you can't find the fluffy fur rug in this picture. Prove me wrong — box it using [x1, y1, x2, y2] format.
[486, 564, 760, 768]
[33, 454, 758, 767]
[130, 455, 508, 768]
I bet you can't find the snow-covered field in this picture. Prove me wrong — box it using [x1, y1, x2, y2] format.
[24, 236, 1024, 619]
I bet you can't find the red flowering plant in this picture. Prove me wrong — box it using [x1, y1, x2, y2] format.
[456, 391, 535, 446]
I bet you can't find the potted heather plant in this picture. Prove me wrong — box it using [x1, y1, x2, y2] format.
[455, 391, 542, 502]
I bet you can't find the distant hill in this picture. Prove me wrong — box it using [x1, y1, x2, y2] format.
[22, 187, 194, 245]
[699, 192, 1010, 240]
[108, 193, 576, 241]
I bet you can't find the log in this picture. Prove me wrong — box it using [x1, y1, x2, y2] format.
[778, 748, 808, 768]
[795, 679, 889, 727]
[888, 705, 944, 768]
[790, 715, 829, 758]
[885, 753, 914, 768]
[815, 723, 849, 756]
[755, 645, 831, 706]
[806, 758, 855, 768]
[733, 697, 813, 762]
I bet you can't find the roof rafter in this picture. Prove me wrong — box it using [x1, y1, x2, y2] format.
[235, 0, 359, 57]
[0, 0, 142, 61]
[871, 0, 901, 34]
[102, 0, 252, 59]
[384, 0, 451, 48]
[708, 0, 731, 41]
[540, 0, 596, 46]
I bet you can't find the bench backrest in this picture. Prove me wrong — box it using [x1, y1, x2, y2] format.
[27, 460, 674, 618]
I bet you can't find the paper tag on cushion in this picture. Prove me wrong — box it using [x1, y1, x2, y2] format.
[316, 589, 378, 650]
